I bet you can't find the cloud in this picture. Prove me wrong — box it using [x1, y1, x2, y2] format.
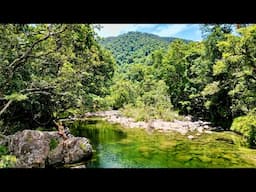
[95, 24, 135, 37]
[95, 24, 202, 41]
[152, 24, 189, 37]
[95, 24, 160, 37]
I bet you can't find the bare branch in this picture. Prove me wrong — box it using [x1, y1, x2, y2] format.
[0, 100, 13, 116]
[0, 86, 55, 116]
[20, 86, 55, 93]
[26, 91, 51, 96]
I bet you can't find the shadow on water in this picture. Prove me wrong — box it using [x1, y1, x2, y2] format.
[69, 119, 127, 146]
[68, 118, 256, 168]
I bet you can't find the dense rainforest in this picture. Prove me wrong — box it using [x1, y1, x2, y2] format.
[100, 31, 191, 65]
[0, 24, 255, 167]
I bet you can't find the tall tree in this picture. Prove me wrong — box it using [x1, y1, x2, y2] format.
[0, 24, 115, 134]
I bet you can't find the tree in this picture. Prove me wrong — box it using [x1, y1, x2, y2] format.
[0, 24, 115, 134]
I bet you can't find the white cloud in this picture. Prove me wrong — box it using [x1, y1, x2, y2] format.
[94, 24, 202, 41]
[134, 24, 158, 29]
[95, 24, 135, 37]
[152, 24, 189, 37]
[95, 24, 160, 37]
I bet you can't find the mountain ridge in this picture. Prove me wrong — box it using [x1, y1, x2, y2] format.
[99, 31, 192, 65]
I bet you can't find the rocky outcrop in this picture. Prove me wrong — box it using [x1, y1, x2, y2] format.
[5, 130, 92, 168]
[84, 110, 224, 136]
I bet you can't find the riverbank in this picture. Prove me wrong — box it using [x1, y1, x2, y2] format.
[83, 110, 224, 137]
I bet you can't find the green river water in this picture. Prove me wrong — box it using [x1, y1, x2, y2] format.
[69, 118, 256, 168]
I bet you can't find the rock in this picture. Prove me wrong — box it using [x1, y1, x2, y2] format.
[7, 130, 92, 168]
[197, 127, 204, 133]
[87, 110, 218, 136]
[184, 115, 192, 121]
[70, 164, 86, 168]
[204, 130, 213, 134]
[203, 125, 210, 129]
[63, 137, 92, 164]
[210, 126, 224, 132]
[188, 135, 194, 140]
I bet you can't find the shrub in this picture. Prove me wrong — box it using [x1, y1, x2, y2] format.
[231, 112, 256, 147]
[0, 155, 17, 168]
[0, 145, 8, 156]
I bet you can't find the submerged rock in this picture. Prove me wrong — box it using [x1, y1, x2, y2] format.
[6, 130, 92, 168]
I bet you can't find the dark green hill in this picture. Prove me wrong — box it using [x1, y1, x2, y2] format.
[100, 31, 191, 65]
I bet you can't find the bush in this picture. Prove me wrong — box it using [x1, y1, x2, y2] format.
[121, 103, 183, 122]
[0, 155, 17, 168]
[231, 113, 256, 147]
[0, 145, 8, 156]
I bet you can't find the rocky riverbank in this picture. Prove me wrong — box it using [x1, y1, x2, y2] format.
[0, 130, 92, 168]
[84, 110, 224, 137]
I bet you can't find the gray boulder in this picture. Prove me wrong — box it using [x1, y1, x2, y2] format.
[7, 130, 92, 168]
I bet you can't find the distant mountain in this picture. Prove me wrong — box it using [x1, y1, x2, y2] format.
[99, 31, 191, 65]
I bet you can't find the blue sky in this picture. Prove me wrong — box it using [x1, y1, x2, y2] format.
[95, 24, 202, 41]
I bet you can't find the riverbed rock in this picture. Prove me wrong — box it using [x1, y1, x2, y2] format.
[188, 135, 195, 140]
[7, 130, 92, 168]
[83, 110, 223, 137]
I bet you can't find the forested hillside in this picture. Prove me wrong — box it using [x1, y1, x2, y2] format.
[103, 24, 256, 147]
[0, 24, 256, 168]
[100, 31, 190, 65]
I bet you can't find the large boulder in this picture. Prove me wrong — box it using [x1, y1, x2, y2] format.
[7, 130, 92, 168]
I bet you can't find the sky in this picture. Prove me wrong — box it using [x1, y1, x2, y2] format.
[95, 24, 202, 41]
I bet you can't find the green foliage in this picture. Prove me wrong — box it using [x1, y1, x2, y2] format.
[0, 145, 8, 156]
[201, 81, 220, 96]
[4, 93, 28, 101]
[231, 111, 256, 147]
[213, 60, 227, 75]
[105, 79, 138, 109]
[0, 155, 17, 168]
[0, 24, 115, 134]
[103, 24, 255, 134]
[0, 145, 16, 168]
[49, 138, 59, 150]
[121, 104, 182, 122]
[100, 31, 190, 65]
[79, 143, 86, 152]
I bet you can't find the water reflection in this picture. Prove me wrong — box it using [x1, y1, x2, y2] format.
[68, 118, 256, 168]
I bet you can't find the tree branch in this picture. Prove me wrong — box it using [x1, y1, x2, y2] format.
[8, 25, 67, 75]
[0, 133, 8, 140]
[0, 86, 55, 116]
[20, 86, 55, 93]
[0, 100, 13, 117]
[26, 91, 52, 96]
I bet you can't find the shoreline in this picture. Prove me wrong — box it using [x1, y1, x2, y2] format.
[83, 110, 224, 137]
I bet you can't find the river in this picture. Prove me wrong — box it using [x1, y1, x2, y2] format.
[68, 118, 256, 168]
